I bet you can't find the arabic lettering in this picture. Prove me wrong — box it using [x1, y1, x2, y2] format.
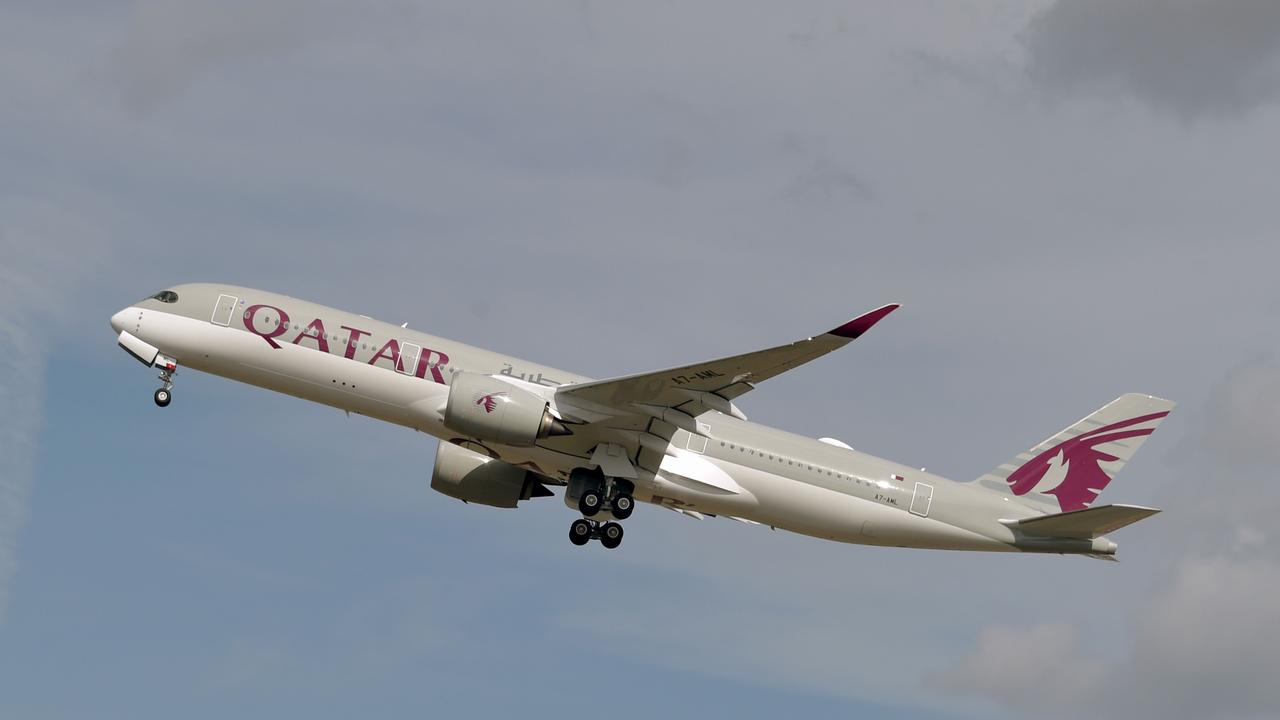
[499, 363, 562, 387]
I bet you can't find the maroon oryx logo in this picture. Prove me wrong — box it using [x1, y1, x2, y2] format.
[1006, 411, 1169, 512]
[475, 392, 506, 413]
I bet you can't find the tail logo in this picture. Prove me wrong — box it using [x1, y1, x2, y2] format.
[475, 392, 506, 414]
[1006, 411, 1168, 512]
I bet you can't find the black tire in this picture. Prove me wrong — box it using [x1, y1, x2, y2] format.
[578, 490, 602, 517]
[606, 489, 632, 517]
[611, 493, 634, 520]
[599, 522, 624, 549]
[569, 519, 592, 546]
[154, 388, 172, 407]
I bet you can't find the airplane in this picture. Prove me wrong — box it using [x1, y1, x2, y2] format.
[110, 284, 1172, 557]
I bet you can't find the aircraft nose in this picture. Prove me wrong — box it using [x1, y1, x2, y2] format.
[110, 308, 129, 334]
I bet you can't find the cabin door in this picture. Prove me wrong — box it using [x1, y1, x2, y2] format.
[211, 294, 239, 326]
[909, 482, 934, 517]
[398, 342, 421, 375]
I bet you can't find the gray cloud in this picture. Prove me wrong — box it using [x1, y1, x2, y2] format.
[1206, 361, 1280, 465]
[109, 0, 417, 109]
[782, 156, 873, 204]
[1025, 0, 1280, 117]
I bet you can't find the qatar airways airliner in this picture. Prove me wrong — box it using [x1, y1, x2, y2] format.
[111, 284, 1171, 556]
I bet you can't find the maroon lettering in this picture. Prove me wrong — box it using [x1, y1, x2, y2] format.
[243, 304, 290, 349]
[369, 338, 401, 370]
[416, 348, 450, 384]
[293, 318, 330, 353]
[339, 325, 370, 360]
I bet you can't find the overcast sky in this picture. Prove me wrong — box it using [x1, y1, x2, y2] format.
[2, 1, 1279, 718]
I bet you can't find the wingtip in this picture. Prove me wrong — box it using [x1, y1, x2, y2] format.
[1139, 393, 1177, 407]
[828, 303, 901, 339]
[1112, 504, 1161, 516]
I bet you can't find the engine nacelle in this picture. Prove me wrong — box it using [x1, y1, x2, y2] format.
[430, 442, 551, 508]
[443, 372, 570, 447]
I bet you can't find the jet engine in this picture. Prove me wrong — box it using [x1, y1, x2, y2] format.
[443, 372, 570, 447]
[430, 442, 552, 508]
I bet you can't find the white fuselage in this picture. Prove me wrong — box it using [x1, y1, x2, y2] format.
[112, 284, 1104, 555]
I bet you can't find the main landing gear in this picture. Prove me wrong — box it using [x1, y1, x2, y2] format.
[578, 487, 634, 520]
[568, 518, 625, 549]
[153, 356, 177, 407]
[568, 469, 634, 549]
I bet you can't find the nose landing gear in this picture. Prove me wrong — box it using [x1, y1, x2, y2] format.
[153, 355, 177, 407]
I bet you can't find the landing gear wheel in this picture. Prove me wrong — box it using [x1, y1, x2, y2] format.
[154, 357, 177, 408]
[611, 493, 634, 520]
[579, 490, 603, 517]
[599, 522, 624, 549]
[569, 519, 593, 546]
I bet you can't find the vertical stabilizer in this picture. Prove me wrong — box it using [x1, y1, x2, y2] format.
[977, 394, 1174, 513]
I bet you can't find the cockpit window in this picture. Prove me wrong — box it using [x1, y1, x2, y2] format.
[151, 290, 179, 303]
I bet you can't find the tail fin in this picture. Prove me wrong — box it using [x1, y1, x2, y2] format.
[977, 394, 1174, 513]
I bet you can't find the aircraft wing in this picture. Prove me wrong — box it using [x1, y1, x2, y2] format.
[554, 304, 899, 420]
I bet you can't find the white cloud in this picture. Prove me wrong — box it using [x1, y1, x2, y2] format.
[0, 254, 46, 623]
[931, 623, 1101, 715]
[0, 311, 39, 624]
[0, 197, 108, 623]
[944, 555, 1280, 720]
[1125, 557, 1280, 717]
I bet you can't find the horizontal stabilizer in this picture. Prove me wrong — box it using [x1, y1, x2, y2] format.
[1003, 504, 1160, 539]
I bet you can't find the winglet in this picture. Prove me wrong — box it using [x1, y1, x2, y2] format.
[828, 304, 901, 339]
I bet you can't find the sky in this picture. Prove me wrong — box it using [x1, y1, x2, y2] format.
[1, 1, 1279, 718]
